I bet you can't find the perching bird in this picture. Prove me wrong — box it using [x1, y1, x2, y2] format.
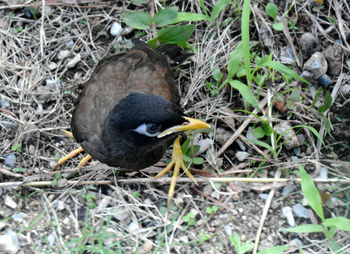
[53, 41, 210, 204]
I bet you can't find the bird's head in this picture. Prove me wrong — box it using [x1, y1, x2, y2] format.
[104, 93, 210, 147]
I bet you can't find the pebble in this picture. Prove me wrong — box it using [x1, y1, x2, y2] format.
[45, 78, 61, 87]
[324, 44, 342, 76]
[275, 121, 300, 149]
[5, 154, 16, 168]
[282, 206, 295, 227]
[215, 128, 233, 146]
[235, 151, 249, 161]
[110, 22, 122, 36]
[97, 197, 111, 211]
[341, 84, 350, 96]
[317, 167, 328, 179]
[28, 145, 35, 155]
[303, 52, 328, 80]
[122, 26, 132, 35]
[196, 138, 214, 155]
[293, 204, 309, 218]
[54, 200, 65, 211]
[5, 196, 17, 209]
[259, 193, 269, 200]
[63, 217, 71, 226]
[113, 207, 130, 221]
[280, 46, 296, 64]
[142, 239, 153, 252]
[318, 74, 331, 89]
[282, 185, 296, 196]
[67, 54, 81, 68]
[12, 212, 26, 222]
[48, 62, 58, 70]
[0, 99, 10, 109]
[0, 232, 19, 254]
[57, 50, 70, 60]
[290, 238, 303, 248]
[66, 40, 75, 48]
[47, 232, 56, 246]
[245, 127, 255, 140]
[128, 221, 140, 233]
[299, 33, 321, 59]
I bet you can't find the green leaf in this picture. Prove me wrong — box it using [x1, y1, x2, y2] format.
[318, 91, 332, 113]
[229, 80, 258, 109]
[157, 24, 195, 46]
[153, 6, 178, 27]
[247, 138, 273, 152]
[13, 26, 23, 34]
[212, 65, 223, 82]
[11, 143, 22, 153]
[209, 0, 229, 23]
[121, 12, 152, 29]
[173, 12, 208, 23]
[241, 0, 252, 83]
[253, 127, 265, 139]
[198, 231, 211, 243]
[227, 43, 244, 80]
[323, 217, 350, 231]
[299, 164, 324, 220]
[272, 22, 284, 31]
[283, 224, 324, 233]
[261, 58, 308, 84]
[258, 245, 289, 254]
[311, 87, 323, 108]
[192, 157, 204, 165]
[265, 3, 278, 19]
[13, 167, 26, 173]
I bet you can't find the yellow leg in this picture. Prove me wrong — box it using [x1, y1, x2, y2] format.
[78, 155, 92, 172]
[52, 147, 84, 170]
[154, 136, 198, 205]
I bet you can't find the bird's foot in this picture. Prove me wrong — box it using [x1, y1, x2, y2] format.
[52, 131, 91, 172]
[153, 135, 198, 206]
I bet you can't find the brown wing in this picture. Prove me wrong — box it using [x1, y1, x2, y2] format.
[71, 44, 179, 156]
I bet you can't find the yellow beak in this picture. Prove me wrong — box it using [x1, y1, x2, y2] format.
[157, 117, 211, 138]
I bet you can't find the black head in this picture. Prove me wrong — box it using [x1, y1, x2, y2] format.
[103, 93, 185, 146]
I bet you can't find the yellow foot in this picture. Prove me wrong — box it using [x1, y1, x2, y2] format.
[53, 130, 92, 172]
[153, 136, 198, 206]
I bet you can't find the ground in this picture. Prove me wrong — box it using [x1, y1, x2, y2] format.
[0, 1, 349, 254]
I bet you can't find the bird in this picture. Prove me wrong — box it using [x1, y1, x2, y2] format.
[53, 41, 210, 204]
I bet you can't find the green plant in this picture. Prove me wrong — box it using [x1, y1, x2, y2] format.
[198, 231, 212, 243]
[183, 212, 196, 226]
[51, 172, 61, 186]
[283, 164, 350, 252]
[205, 205, 218, 214]
[84, 192, 97, 209]
[265, 3, 283, 31]
[11, 143, 22, 153]
[181, 137, 205, 166]
[229, 231, 254, 254]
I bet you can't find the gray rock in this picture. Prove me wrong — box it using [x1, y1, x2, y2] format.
[0, 232, 19, 254]
[110, 22, 122, 36]
[5, 196, 17, 209]
[341, 84, 350, 96]
[299, 33, 321, 59]
[282, 206, 295, 227]
[5, 154, 16, 168]
[12, 212, 26, 222]
[47, 232, 56, 246]
[303, 52, 328, 80]
[293, 204, 309, 218]
[0, 99, 10, 109]
[282, 185, 296, 196]
[57, 50, 70, 60]
[235, 151, 249, 161]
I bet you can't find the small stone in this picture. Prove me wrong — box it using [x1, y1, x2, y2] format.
[318, 74, 331, 89]
[47, 232, 56, 246]
[324, 44, 342, 76]
[282, 185, 296, 196]
[122, 26, 132, 35]
[0, 221, 6, 230]
[293, 204, 309, 218]
[215, 128, 233, 146]
[290, 238, 303, 248]
[5, 196, 17, 209]
[48, 62, 58, 70]
[341, 84, 350, 96]
[246, 127, 255, 140]
[0, 99, 10, 109]
[63, 217, 71, 226]
[317, 167, 328, 179]
[142, 239, 153, 252]
[259, 193, 269, 200]
[282, 206, 295, 227]
[12, 212, 26, 222]
[235, 151, 249, 161]
[97, 197, 111, 211]
[303, 52, 328, 80]
[0, 233, 18, 254]
[28, 145, 35, 155]
[275, 121, 300, 149]
[299, 33, 321, 59]
[195, 138, 214, 155]
[66, 54, 81, 68]
[57, 50, 70, 60]
[128, 221, 140, 233]
[54, 200, 65, 211]
[179, 235, 189, 242]
[45, 78, 61, 87]
[110, 22, 122, 36]
[49, 161, 57, 168]
[66, 40, 75, 48]
[113, 207, 130, 221]
[5, 154, 16, 168]
[280, 46, 296, 64]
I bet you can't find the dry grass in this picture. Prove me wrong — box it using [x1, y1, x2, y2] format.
[0, 0, 349, 253]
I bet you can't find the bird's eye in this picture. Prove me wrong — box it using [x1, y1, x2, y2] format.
[133, 123, 162, 137]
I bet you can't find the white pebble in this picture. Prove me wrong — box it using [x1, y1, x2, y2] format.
[0, 233, 18, 254]
[282, 206, 295, 227]
[67, 54, 81, 68]
[57, 50, 70, 60]
[110, 22, 122, 36]
[5, 196, 17, 209]
[48, 62, 57, 70]
[196, 138, 214, 155]
[128, 220, 140, 233]
[235, 151, 249, 161]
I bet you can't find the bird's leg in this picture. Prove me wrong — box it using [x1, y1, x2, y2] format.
[154, 135, 198, 205]
[52, 131, 91, 172]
